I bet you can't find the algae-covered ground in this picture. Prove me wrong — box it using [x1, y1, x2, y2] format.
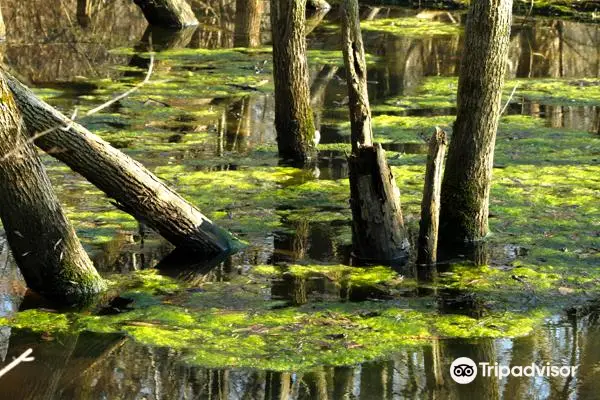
[1, 14, 599, 374]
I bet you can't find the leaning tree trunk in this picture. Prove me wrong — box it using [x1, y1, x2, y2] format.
[439, 0, 512, 243]
[0, 73, 105, 304]
[270, 0, 317, 164]
[234, 0, 263, 48]
[4, 71, 240, 254]
[133, 0, 198, 28]
[306, 0, 330, 10]
[342, 0, 408, 262]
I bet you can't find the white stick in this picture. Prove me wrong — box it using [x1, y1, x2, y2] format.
[0, 348, 35, 379]
[500, 83, 519, 116]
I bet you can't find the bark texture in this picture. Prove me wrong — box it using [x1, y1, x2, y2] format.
[0, 4, 5, 40]
[234, 0, 263, 48]
[342, 0, 408, 262]
[270, 0, 317, 164]
[341, 0, 373, 152]
[4, 71, 238, 254]
[0, 72, 105, 304]
[306, 0, 330, 10]
[439, 0, 512, 242]
[348, 145, 408, 262]
[417, 127, 447, 266]
[133, 0, 199, 28]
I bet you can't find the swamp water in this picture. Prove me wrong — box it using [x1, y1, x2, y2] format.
[0, 1, 599, 398]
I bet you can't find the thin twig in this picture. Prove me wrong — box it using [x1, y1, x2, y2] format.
[500, 83, 519, 116]
[0, 349, 35, 379]
[1, 54, 154, 162]
[85, 53, 154, 116]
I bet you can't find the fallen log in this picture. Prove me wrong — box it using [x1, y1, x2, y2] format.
[417, 127, 447, 266]
[133, 0, 199, 28]
[4, 70, 241, 255]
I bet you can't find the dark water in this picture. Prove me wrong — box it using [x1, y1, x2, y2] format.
[1, 0, 600, 398]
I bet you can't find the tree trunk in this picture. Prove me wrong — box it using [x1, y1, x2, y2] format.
[4, 71, 240, 255]
[234, 0, 263, 48]
[342, 0, 408, 263]
[307, 0, 330, 10]
[439, 0, 512, 243]
[348, 145, 408, 262]
[341, 0, 372, 153]
[76, 0, 93, 28]
[0, 3, 5, 40]
[133, 0, 198, 28]
[0, 73, 105, 304]
[270, 0, 317, 164]
[417, 127, 447, 266]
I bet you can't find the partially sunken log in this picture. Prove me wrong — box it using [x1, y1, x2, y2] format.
[133, 0, 199, 28]
[417, 127, 447, 266]
[0, 72, 105, 304]
[342, 0, 408, 262]
[348, 144, 409, 262]
[0, 4, 5, 40]
[307, 0, 331, 10]
[5, 71, 239, 255]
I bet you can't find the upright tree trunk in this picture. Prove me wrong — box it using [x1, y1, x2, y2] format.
[0, 4, 5, 40]
[4, 71, 240, 254]
[270, 0, 317, 164]
[76, 0, 93, 28]
[234, 0, 263, 48]
[342, 0, 408, 262]
[0, 73, 105, 304]
[417, 127, 447, 266]
[439, 0, 512, 243]
[306, 0, 330, 10]
[133, 0, 199, 28]
[341, 0, 372, 153]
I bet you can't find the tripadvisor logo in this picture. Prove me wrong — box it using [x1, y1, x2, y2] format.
[450, 357, 578, 384]
[450, 357, 478, 384]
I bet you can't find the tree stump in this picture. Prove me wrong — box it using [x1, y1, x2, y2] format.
[342, 0, 409, 263]
[417, 127, 447, 266]
[133, 0, 199, 28]
[348, 144, 409, 262]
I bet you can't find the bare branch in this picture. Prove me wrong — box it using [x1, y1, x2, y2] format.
[1, 53, 154, 162]
[0, 349, 35, 379]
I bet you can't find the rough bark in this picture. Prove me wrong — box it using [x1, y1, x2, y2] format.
[234, 0, 263, 48]
[348, 145, 409, 262]
[270, 0, 317, 164]
[342, 0, 408, 263]
[0, 4, 5, 40]
[4, 70, 239, 254]
[341, 0, 373, 152]
[439, 0, 512, 242]
[0, 73, 105, 304]
[417, 127, 447, 266]
[133, 0, 198, 28]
